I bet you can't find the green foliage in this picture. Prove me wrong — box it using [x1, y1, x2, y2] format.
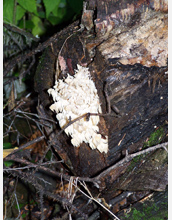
[45, 150, 52, 160]
[43, 0, 61, 18]
[3, 0, 15, 24]
[15, 5, 26, 23]
[4, 161, 14, 167]
[3, 142, 13, 149]
[3, 0, 83, 37]
[17, 0, 38, 15]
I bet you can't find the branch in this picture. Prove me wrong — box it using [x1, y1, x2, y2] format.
[3, 21, 79, 77]
[4, 136, 45, 159]
[3, 157, 96, 184]
[94, 142, 168, 182]
[73, 180, 120, 220]
[57, 112, 119, 137]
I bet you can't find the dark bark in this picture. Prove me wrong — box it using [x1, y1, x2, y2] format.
[34, 0, 168, 217]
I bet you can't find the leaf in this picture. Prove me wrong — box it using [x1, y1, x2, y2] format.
[4, 160, 14, 167]
[31, 15, 46, 37]
[3, 147, 18, 158]
[47, 15, 61, 26]
[3, 142, 12, 149]
[3, 0, 15, 23]
[19, 19, 34, 30]
[43, 0, 61, 18]
[38, 11, 46, 19]
[48, 7, 66, 25]
[45, 150, 52, 160]
[15, 5, 26, 24]
[17, 0, 38, 15]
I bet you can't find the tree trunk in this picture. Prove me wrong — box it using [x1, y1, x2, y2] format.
[34, 0, 168, 217]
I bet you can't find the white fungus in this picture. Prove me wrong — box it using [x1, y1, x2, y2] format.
[48, 65, 108, 153]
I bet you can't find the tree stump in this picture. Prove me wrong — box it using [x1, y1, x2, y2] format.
[34, 0, 168, 217]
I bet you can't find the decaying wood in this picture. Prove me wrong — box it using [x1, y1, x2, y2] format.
[33, 0, 168, 218]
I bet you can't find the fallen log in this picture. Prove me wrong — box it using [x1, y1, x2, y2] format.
[34, 0, 168, 217]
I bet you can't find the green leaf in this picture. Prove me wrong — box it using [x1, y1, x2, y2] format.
[51, 4, 59, 17]
[52, 5, 65, 18]
[48, 6, 66, 25]
[45, 150, 52, 160]
[4, 161, 14, 167]
[13, 72, 19, 77]
[22, 213, 26, 218]
[43, 0, 61, 18]
[47, 15, 61, 25]
[17, 0, 38, 15]
[31, 15, 46, 37]
[15, 5, 26, 24]
[3, 0, 15, 23]
[3, 142, 12, 149]
[38, 11, 46, 19]
[15, 203, 25, 209]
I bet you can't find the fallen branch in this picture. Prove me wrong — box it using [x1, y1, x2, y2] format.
[73, 180, 120, 220]
[4, 136, 45, 159]
[4, 142, 168, 187]
[3, 21, 79, 77]
[57, 112, 119, 137]
[93, 142, 168, 182]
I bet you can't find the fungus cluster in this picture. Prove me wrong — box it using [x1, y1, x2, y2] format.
[48, 65, 108, 153]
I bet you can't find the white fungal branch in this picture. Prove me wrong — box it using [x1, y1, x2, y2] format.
[48, 65, 108, 153]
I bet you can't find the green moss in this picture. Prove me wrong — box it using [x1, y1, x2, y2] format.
[123, 202, 168, 220]
[127, 127, 166, 172]
[144, 127, 165, 148]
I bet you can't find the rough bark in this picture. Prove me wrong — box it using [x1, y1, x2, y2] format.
[34, 0, 168, 217]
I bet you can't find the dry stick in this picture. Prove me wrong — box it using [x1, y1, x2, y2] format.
[14, 192, 21, 219]
[56, 32, 75, 80]
[45, 192, 88, 220]
[73, 180, 120, 220]
[93, 142, 168, 182]
[14, 109, 57, 124]
[20, 55, 35, 79]
[3, 21, 79, 77]
[4, 130, 168, 186]
[3, 143, 168, 218]
[4, 136, 45, 158]
[3, 157, 96, 184]
[104, 81, 111, 114]
[7, 169, 88, 220]
[3, 23, 39, 42]
[3, 160, 64, 171]
[57, 112, 117, 136]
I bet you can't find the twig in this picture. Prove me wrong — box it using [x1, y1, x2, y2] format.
[14, 109, 57, 124]
[73, 180, 120, 220]
[20, 55, 36, 79]
[57, 112, 118, 137]
[39, 189, 44, 220]
[104, 81, 111, 114]
[14, 192, 21, 219]
[3, 157, 95, 184]
[3, 22, 39, 42]
[4, 136, 45, 158]
[94, 142, 168, 181]
[3, 160, 64, 171]
[3, 21, 79, 77]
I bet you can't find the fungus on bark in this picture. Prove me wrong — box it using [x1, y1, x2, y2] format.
[48, 65, 108, 153]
